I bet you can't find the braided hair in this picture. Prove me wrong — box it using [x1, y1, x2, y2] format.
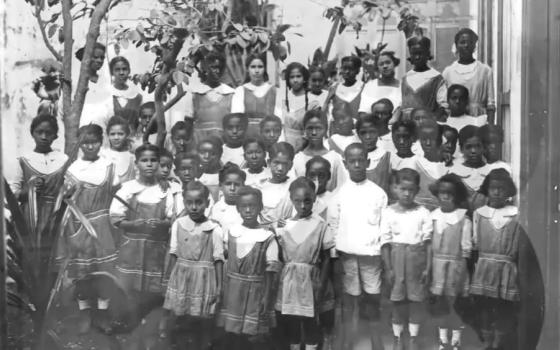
[284, 62, 310, 113]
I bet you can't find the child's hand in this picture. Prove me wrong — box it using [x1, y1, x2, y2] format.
[259, 296, 270, 315]
[159, 178, 170, 191]
[30, 176, 45, 194]
[277, 218, 286, 228]
[442, 152, 454, 167]
[420, 269, 430, 285]
[63, 183, 77, 199]
[146, 218, 164, 230]
[384, 269, 395, 287]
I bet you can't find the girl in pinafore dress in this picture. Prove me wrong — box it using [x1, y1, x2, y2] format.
[401, 36, 447, 121]
[414, 119, 449, 211]
[58, 124, 120, 333]
[356, 114, 391, 193]
[449, 125, 492, 211]
[480, 124, 513, 174]
[470, 169, 523, 350]
[101, 116, 136, 184]
[293, 110, 347, 192]
[429, 174, 472, 350]
[323, 56, 364, 121]
[110, 144, 174, 301]
[327, 113, 360, 156]
[231, 53, 281, 138]
[243, 138, 270, 188]
[209, 163, 245, 231]
[275, 177, 333, 350]
[160, 181, 225, 348]
[198, 136, 224, 202]
[217, 186, 281, 350]
[221, 113, 248, 167]
[10, 114, 68, 244]
[308, 66, 329, 110]
[259, 115, 283, 154]
[381, 168, 433, 350]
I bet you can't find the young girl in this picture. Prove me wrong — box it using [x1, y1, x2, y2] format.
[442, 28, 496, 123]
[307, 65, 329, 108]
[275, 177, 333, 350]
[429, 174, 472, 350]
[173, 152, 215, 217]
[445, 84, 487, 132]
[327, 112, 360, 156]
[259, 142, 295, 225]
[221, 113, 248, 167]
[60, 124, 119, 333]
[242, 138, 270, 188]
[259, 115, 283, 153]
[110, 144, 174, 299]
[158, 150, 184, 216]
[356, 114, 391, 193]
[390, 119, 418, 171]
[381, 168, 433, 350]
[10, 114, 68, 238]
[167, 120, 197, 156]
[231, 54, 280, 138]
[480, 124, 512, 174]
[161, 181, 224, 348]
[323, 56, 365, 120]
[101, 116, 136, 183]
[209, 163, 245, 231]
[371, 98, 397, 153]
[415, 119, 449, 211]
[217, 186, 280, 349]
[283, 62, 312, 151]
[449, 125, 492, 211]
[293, 110, 346, 192]
[441, 125, 460, 167]
[401, 36, 447, 121]
[198, 136, 224, 202]
[359, 51, 402, 118]
[471, 169, 523, 349]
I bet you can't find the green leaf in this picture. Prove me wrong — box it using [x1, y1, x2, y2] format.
[47, 24, 59, 38]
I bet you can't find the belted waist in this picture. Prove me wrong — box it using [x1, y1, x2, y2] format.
[227, 271, 264, 282]
[479, 253, 514, 263]
[124, 231, 168, 242]
[177, 258, 214, 268]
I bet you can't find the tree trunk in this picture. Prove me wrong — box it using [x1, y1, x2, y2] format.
[324, 16, 341, 61]
[61, 0, 73, 154]
[64, 0, 113, 154]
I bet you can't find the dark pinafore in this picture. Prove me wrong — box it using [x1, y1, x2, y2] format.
[401, 74, 444, 119]
[327, 82, 364, 120]
[218, 233, 276, 335]
[115, 194, 169, 295]
[365, 152, 391, 193]
[113, 93, 142, 131]
[243, 86, 277, 138]
[193, 91, 234, 142]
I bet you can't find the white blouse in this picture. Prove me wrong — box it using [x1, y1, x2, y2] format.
[359, 79, 402, 113]
[228, 224, 279, 262]
[110, 179, 174, 221]
[221, 145, 245, 167]
[10, 150, 68, 195]
[381, 204, 433, 245]
[169, 216, 225, 261]
[67, 157, 119, 186]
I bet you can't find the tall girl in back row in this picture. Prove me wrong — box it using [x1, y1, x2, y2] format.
[282, 62, 312, 152]
[231, 54, 281, 138]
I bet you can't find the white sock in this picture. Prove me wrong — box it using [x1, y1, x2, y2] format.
[451, 329, 462, 345]
[392, 323, 404, 337]
[78, 299, 91, 310]
[439, 328, 449, 344]
[408, 323, 420, 337]
[98, 298, 110, 310]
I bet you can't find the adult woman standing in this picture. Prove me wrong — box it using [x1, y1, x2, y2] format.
[359, 51, 402, 121]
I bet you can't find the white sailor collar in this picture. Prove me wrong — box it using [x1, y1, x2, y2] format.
[229, 224, 273, 242]
[431, 208, 468, 225]
[477, 205, 518, 219]
[178, 216, 219, 232]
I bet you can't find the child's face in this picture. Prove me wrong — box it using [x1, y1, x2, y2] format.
[461, 136, 485, 165]
[80, 135, 102, 161]
[198, 142, 220, 171]
[448, 89, 468, 116]
[108, 124, 129, 151]
[236, 193, 262, 225]
[260, 121, 282, 148]
[135, 150, 159, 180]
[91, 48, 106, 72]
[309, 71, 325, 94]
[221, 173, 244, 205]
[174, 158, 201, 184]
[304, 117, 327, 144]
[306, 162, 330, 195]
[223, 117, 247, 148]
[344, 148, 370, 183]
[248, 58, 265, 84]
[111, 61, 130, 85]
[290, 187, 315, 219]
[392, 126, 414, 155]
[184, 189, 209, 222]
[158, 156, 173, 180]
[340, 61, 359, 83]
[409, 44, 429, 68]
[288, 68, 305, 92]
[371, 103, 393, 125]
[377, 54, 396, 79]
[442, 130, 458, 157]
[437, 181, 457, 213]
[205, 59, 223, 86]
[487, 179, 509, 209]
[244, 142, 266, 172]
[139, 108, 154, 128]
[32, 121, 57, 151]
[419, 126, 440, 156]
[357, 123, 379, 152]
[268, 153, 293, 183]
[397, 179, 419, 207]
[411, 109, 432, 127]
[171, 129, 191, 153]
[484, 133, 502, 163]
[333, 115, 354, 135]
[456, 33, 476, 60]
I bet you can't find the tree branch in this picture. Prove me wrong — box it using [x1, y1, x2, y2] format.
[35, 2, 62, 61]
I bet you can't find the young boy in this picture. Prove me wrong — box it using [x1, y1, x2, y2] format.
[445, 84, 487, 132]
[328, 112, 360, 156]
[259, 115, 283, 153]
[324, 56, 364, 120]
[356, 114, 392, 193]
[370, 98, 396, 153]
[328, 142, 388, 350]
[441, 124, 460, 166]
[390, 120, 418, 171]
[221, 113, 248, 167]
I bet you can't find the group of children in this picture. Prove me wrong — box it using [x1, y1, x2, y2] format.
[10, 27, 523, 350]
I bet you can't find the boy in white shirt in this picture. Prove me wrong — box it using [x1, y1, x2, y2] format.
[327, 142, 387, 350]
